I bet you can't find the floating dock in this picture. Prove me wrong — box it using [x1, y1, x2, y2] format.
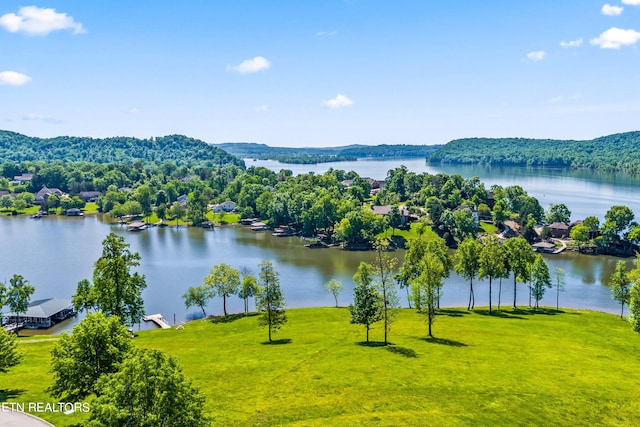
[142, 314, 171, 329]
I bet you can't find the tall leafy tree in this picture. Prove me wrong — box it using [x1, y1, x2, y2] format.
[454, 237, 482, 310]
[0, 327, 21, 372]
[0, 281, 6, 323]
[530, 255, 552, 309]
[183, 285, 212, 318]
[545, 203, 571, 224]
[48, 312, 132, 400]
[256, 261, 287, 342]
[204, 263, 240, 316]
[350, 262, 383, 343]
[610, 261, 631, 319]
[503, 237, 534, 310]
[387, 206, 403, 236]
[324, 279, 343, 308]
[411, 252, 447, 337]
[89, 349, 210, 427]
[74, 233, 147, 326]
[478, 236, 506, 313]
[6, 274, 35, 336]
[373, 239, 399, 345]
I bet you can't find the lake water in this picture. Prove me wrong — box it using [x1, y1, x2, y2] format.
[1, 159, 637, 332]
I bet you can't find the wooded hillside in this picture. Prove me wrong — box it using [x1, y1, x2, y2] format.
[427, 131, 640, 174]
[0, 131, 244, 166]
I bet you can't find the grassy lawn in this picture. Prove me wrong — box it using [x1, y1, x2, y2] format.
[4, 307, 640, 426]
[205, 211, 240, 224]
[379, 222, 438, 245]
[479, 221, 498, 233]
[82, 202, 99, 214]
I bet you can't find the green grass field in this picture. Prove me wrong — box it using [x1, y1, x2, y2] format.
[4, 307, 640, 426]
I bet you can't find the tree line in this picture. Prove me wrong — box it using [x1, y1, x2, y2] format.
[427, 131, 640, 176]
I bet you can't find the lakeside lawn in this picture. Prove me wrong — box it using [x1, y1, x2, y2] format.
[5, 307, 640, 426]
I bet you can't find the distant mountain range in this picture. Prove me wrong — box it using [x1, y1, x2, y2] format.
[427, 131, 640, 175]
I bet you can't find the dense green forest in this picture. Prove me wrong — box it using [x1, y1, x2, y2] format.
[213, 142, 441, 163]
[0, 131, 244, 167]
[427, 131, 640, 174]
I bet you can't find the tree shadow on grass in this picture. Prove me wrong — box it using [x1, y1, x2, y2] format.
[210, 312, 257, 324]
[386, 345, 418, 358]
[517, 308, 575, 316]
[473, 309, 526, 320]
[424, 337, 468, 347]
[261, 338, 292, 345]
[356, 341, 387, 348]
[438, 309, 472, 317]
[0, 389, 25, 402]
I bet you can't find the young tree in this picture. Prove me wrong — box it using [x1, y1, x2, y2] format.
[170, 202, 187, 227]
[183, 285, 212, 318]
[411, 252, 446, 338]
[89, 349, 210, 427]
[388, 206, 403, 236]
[629, 280, 640, 333]
[554, 268, 566, 311]
[48, 312, 132, 400]
[350, 262, 383, 343]
[256, 261, 287, 342]
[6, 274, 35, 337]
[530, 255, 552, 309]
[204, 263, 240, 316]
[324, 279, 343, 308]
[74, 233, 147, 326]
[478, 236, 506, 313]
[610, 261, 631, 319]
[239, 275, 259, 313]
[503, 237, 534, 310]
[0, 327, 21, 372]
[373, 239, 399, 345]
[454, 237, 482, 310]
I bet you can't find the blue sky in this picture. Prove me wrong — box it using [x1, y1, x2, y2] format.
[1, 1, 639, 147]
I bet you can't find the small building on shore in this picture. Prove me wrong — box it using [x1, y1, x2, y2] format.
[3, 298, 74, 329]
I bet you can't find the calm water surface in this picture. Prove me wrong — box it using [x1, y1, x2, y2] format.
[2, 159, 638, 332]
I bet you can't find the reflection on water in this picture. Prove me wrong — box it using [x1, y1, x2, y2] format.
[0, 213, 630, 336]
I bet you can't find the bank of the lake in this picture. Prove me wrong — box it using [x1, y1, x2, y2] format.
[247, 158, 640, 222]
[0, 212, 630, 335]
[8, 307, 640, 426]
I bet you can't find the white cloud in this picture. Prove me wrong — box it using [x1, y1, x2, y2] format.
[622, 0, 640, 5]
[602, 4, 624, 15]
[0, 6, 86, 36]
[254, 104, 269, 112]
[526, 51, 546, 62]
[0, 71, 31, 85]
[591, 27, 640, 48]
[126, 107, 139, 115]
[549, 96, 565, 103]
[316, 30, 338, 37]
[560, 38, 583, 48]
[322, 94, 354, 109]
[227, 56, 271, 74]
[22, 113, 61, 124]
[548, 93, 581, 104]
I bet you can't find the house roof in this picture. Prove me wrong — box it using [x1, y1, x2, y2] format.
[371, 205, 409, 216]
[5, 298, 72, 319]
[533, 242, 555, 249]
[549, 222, 570, 230]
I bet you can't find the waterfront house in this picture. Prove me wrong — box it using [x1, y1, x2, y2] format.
[533, 241, 556, 253]
[79, 191, 101, 202]
[4, 298, 74, 329]
[12, 173, 33, 184]
[371, 205, 410, 225]
[549, 222, 570, 238]
[177, 194, 188, 206]
[34, 186, 65, 204]
[212, 200, 236, 213]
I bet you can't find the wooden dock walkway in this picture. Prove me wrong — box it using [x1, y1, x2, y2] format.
[2, 322, 24, 334]
[142, 314, 171, 329]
